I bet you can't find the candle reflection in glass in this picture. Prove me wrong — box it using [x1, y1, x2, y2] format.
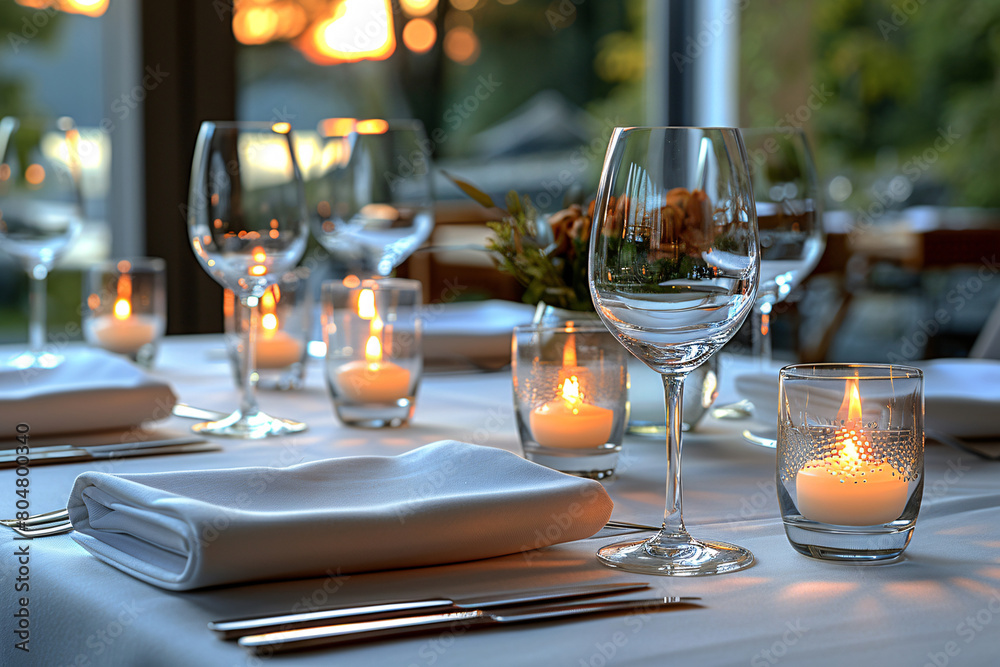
[322, 277, 422, 428]
[83, 258, 166, 367]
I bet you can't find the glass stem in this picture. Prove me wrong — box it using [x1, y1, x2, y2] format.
[660, 373, 689, 539]
[28, 264, 48, 355]
[239, 295, 261, 417]
[752, 301, 773, 369]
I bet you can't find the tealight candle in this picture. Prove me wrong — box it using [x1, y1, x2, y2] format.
[336, 303, 411, 403]
[91, 313, 158, 355]
[795, 378, 908, 526]
[530, 374, 614, 449]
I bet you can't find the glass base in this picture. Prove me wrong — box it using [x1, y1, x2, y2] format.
[6, 349, 63, 369]
[333, 399, 415, 429]
[782, 517, 915, 562]
[522, 445, 620, 480]
[597, 533, 755, 576]
[191, 408, 307, 439]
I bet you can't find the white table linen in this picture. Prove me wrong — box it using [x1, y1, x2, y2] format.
[1, 338, 999, 667]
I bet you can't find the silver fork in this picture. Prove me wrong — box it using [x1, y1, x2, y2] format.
[1, 508, 72, 537]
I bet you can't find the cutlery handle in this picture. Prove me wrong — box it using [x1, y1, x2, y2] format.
[238, 610, 484, 653]
[210, 599, 454, 639]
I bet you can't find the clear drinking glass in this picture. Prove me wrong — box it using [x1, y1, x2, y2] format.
[0, 116, 84, 369]
[83, 257, 167, 367]
[777, 364, 924, 561]
[186, 121, 310, 438]
[589, 127, 760, 575]
[741, 128, 825, 365]
[308, 118, 434, 276]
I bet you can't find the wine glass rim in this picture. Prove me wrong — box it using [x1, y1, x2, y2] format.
[199, 121, 291, 132]
[779, 362, 923, 380]
[614, 126, 744, 132]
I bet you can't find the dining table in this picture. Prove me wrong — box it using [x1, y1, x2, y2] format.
[2, 334, 999, 666]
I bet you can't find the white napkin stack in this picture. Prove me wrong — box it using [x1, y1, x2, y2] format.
[67, 441, 614, 591]
[0, 349, 177, 438]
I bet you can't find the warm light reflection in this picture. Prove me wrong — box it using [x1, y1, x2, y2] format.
[562, 333, 577, 368]
[356, 118, 389, 135]
[58, 0, 108, 17]
[114, 270, 133, 321]
[319, 117, 357, 137]
[271, 122, 291, 134]
[251, 265, 268, 276]
[342, 274, 361, 288]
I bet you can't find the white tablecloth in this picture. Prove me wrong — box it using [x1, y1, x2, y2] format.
[2, 337, 999, 666]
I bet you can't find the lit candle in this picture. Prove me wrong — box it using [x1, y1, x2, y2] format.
[795, 378, 908, 526]
[254, 287, 304, 369]
[335, 289, 411, 403]
[91, 270, 157, 354]
[529, 335, 614, 449]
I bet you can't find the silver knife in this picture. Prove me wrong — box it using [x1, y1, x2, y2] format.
[210, 582, 650, 640]
[0, 440, 218, 467]
[238, 596, 702, 654]
[9, 436, 208, 456]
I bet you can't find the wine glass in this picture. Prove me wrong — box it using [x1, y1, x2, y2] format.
[0, 116, 84, 369]
[741, 128, 825, 366]
[309, 118, 434, 277]
[589, 127, 760, 575]
[186, 121, 310, 438]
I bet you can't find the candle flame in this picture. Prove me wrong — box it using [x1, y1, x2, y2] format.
[260, 286, 280, 331]
[560, 375, 583, 414]
[113, 298, 131, 320]
[358, 288, 376, 319]
[365, 334, 382, 366]
[837, 376, 863, 424]
[113, 272, 133, 321]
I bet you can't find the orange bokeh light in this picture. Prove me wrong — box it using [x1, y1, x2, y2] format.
[301, 0, 396, 65]
[402, 18, 437, 54]
[443, 26, 479, 64]
[356, 119, 389, 135]
[400, 0, 438, 17]
[60, 0, 108, 17]
[24, 164, 45, 186]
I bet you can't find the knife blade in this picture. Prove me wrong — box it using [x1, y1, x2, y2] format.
[210, 582, 650, 640]
[238, 596, 702, 654]
[7, 436, 207, 457]
[0, 441, 219, 467]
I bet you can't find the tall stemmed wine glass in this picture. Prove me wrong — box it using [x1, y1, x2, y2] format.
[309, 118, 434, 277]
[741, 128, 825, 366]
[589, 127, 760, 575]
[187, 122, 309, 438]
[0, 116, 84, 369]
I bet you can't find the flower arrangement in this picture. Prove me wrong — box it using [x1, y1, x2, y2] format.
[446, 173, 728, 312]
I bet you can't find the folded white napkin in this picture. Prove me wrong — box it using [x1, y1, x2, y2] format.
[0, 349, 177, 438]
[734, 358, 1000, 438]
[67, 441, 614, 591]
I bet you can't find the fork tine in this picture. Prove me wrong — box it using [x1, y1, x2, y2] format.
[1, 508, 69, 527]
[10, 521, 73, 538]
